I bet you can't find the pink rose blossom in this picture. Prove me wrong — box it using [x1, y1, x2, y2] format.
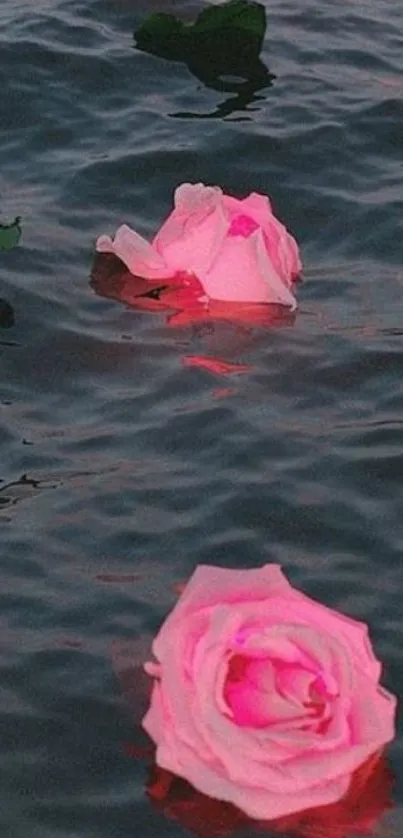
[96, 183, 301, 308]
[142, 564, 396, 821]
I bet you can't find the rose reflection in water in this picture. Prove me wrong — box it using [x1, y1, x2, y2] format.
[146, 754, 394, 838]
[90, 253, 296, 376]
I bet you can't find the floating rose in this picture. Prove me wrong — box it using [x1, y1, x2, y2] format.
[142, 564, 396, 821]
[96, 183, 301, 308]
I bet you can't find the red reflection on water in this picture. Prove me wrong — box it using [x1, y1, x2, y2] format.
[212, 388, 235, 399]
[183, 356, 251, 376]
[90, 254, 296, 376]
[146, 752, 393, 838]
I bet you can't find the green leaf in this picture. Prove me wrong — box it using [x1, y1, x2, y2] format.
[0, 216, 22, 251]
[135, 13, 186, 61]
[134, 1, 266, 62]
[194, 1, 266, 49]
[133, 1, 271, 118]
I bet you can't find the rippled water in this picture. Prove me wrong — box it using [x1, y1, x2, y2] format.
[1, 0, 402, 835]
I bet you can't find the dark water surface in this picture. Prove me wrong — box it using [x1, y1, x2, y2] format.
[1, 0, 403, 835]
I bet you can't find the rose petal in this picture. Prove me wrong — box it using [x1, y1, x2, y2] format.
[96, 225, 172, 279]
[224, 192, 274, 227]
[224, 192, 302, 281]
[154, 200, 229, 277]
[156, 564, 290, 625]
[153, 183, 223, 257]
[349, 669, 397, 747]
[174, 183, 222, 216]
[196, 229, 297, 306]
[282, 592, 383, 683]
[153, 726, 351, 820]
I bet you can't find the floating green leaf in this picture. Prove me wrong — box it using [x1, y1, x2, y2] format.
[192, 1, 266, 51]
[0, 216, 22, 251]
[134, 1, 269, 85]
[134, 13, 186, 61]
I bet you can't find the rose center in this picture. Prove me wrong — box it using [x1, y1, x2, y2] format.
[223, 653, 332, 730]
[228, 215, 259, 238]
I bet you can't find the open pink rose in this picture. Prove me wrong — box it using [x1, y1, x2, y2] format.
[142, 564, 396, 821]
[96, 183, 301, 308]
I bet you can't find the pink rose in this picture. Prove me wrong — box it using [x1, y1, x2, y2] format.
[96, 183, 301, 308]
[142, 564, 396, 821]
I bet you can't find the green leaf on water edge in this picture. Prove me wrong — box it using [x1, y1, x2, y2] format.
[0, 216, 22, 251]
[134, 0, 266, 63]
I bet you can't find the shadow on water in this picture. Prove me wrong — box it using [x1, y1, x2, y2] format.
[0, 474, 61, 521]
[170, 67, 274, 121]
[0, 216, 21, 328]
[0, 298, 14, 328]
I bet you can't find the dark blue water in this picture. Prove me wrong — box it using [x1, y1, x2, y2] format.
[1, 1, 402, 835]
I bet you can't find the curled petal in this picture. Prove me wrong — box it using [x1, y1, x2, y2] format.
[96, 225, 172, 279]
